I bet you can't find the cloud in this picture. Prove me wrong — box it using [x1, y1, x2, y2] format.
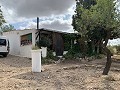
[1, 0, 75, 18]
[19, 18, 73, 32]
[40, 20, 73, 33]
[1, 0, 75, 32]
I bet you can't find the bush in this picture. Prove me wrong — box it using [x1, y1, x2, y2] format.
[32, 45, 40, 50]
[46, 50, 58, 60]
[107, 45, 117, 54]
[36, 37, 51, 48]
[63, 46, 82, 59]
[95, 54, 106, 59]
[115, 45, 120, 54]
[41, 58, 54, 64]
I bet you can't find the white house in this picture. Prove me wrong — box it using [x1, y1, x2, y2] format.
[3, 28, 73, 58]
[3, 29, 37, 58]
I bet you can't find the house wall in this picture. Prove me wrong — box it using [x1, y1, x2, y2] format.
[3, 31, 20, 56]
[3, 29, 37, 58]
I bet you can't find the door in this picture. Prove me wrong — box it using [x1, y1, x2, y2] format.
[53, 33, 64, 56]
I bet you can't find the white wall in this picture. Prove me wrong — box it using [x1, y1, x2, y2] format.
[3, 29, 37, 58]
[3, 31, 20, 56]
[19, 30, 37, 58]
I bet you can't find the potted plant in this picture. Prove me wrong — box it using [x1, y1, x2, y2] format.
[31, 45, 41, 72]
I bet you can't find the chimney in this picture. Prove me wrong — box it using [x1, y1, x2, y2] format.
[37, 17, 39, 30]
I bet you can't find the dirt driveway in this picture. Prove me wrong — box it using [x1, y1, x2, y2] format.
[0, 55, 120, 90]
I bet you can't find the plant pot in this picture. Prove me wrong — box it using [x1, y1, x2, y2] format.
[31, 49, 41, 72]
[41, 47, 47, 58]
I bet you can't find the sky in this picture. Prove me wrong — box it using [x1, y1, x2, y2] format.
[0, 0, 76, 33]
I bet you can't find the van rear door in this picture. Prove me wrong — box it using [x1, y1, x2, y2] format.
[0, 39, 7, 52]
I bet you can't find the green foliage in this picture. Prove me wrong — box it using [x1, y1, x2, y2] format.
[63, 49, 76, 59]
[36, 37, 51, 48]
[95, 54, 106, 59]
[46, 50, 54, 59]
[107, 45, 117, 54]
[106, 45, 120, 54]
[46, 50, 57, 60]
[41, 58, 54, 64]
[63, 44, 81, 59]
[63, 34, 77, 51]
[31, 45, 40, 50]
[72, 0, 120, 41]
[115, 45, 120, 54]
[41, 50, 58, 64]
[0, 6, 5, 27]
[1, 24, 15, 32]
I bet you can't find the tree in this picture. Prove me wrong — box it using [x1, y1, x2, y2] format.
[0, 6, 5, 35]
[0, 6, 5, 27]
[1, 24, 15, 32]
[72, 0, 120, 75]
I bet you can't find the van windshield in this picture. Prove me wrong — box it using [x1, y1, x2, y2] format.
[0, 39, 6, 46]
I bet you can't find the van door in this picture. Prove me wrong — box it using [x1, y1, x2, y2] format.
[0, 39, 7, 52]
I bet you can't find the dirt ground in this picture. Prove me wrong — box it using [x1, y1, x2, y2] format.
[0, 55, 120, 90]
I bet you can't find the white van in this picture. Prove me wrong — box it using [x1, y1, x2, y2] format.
[0, 36, 10, 57]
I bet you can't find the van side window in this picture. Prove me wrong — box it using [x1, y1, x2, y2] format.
[0, 39, 6, 46]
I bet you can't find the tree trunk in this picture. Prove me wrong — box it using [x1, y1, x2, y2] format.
[102, 46, 112, 75]
[102, 30, 112, 75]
[102, 36, 112, 75]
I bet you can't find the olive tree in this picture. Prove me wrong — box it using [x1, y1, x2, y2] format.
[72, 0, 120, 75]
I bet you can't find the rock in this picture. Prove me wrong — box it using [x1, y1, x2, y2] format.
[14, 84, 19, 88]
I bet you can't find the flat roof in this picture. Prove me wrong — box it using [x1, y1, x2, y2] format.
[38, 28, 75, 34]
[3, 28, 76, 34]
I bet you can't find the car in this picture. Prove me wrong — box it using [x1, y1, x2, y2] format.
[0, 36, 10, 57]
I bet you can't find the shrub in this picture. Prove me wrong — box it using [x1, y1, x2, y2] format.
[63, 45, 81, 59]
[31, 45, 40, 50]
[95, 54, 106, 59]
[36, 37, 51, 48]
[46, 50, 58, 60]
[115, 45, 120, 54]
[41, 58, 54, 64]
[107, 45, 116, 54]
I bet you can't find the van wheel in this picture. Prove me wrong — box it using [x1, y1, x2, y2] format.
[3, 54, 7, 57]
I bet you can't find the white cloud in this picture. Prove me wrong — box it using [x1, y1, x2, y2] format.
[19, 17, 74, 33]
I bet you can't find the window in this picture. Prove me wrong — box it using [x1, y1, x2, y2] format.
[0, 39, 6, 46]
[21, 33, 32, 46]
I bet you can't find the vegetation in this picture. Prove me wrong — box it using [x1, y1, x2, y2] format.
[63, 34, 77, 51]
[115, 45, 120, 54]
[0, 7, 15, 33]
[42, 50, 58, 64]
[107, 45, 117, 54]
[107, 45, 120, 55]
[63, 44, 81, 59]
[0, 24, 15, 32]
[36, 37, 51, 48]
[0, 6, 5, 27]
[72, 0, 120, 75]
[31, 45, 40, 50]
